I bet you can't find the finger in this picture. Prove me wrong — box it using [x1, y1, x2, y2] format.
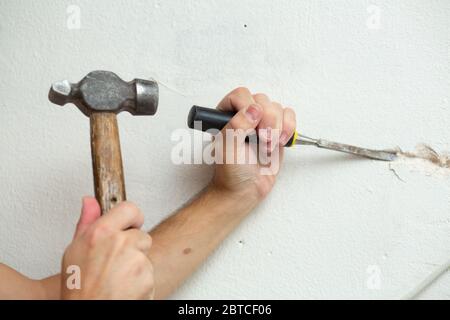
[252, 95, 277, 140]
[253, 93, 271, 105]
[258, 102, 283, 152]
[123, 229, 153, 253]
[216, 104, 263, 160]
[222, 103, 263, 132]
[217, 87, 256, 112]
[74, 197, 101, 238]
[97, 201, 144, 231]
[280, 107, 297, 146]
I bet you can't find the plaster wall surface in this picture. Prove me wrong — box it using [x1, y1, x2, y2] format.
[0, 0, 449, 299]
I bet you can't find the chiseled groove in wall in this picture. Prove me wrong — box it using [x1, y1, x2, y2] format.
[398, 144, 450, 169]
[388, 144, 450, 181]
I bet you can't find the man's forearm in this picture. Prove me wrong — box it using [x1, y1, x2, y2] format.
[0, 263, 49, 299]
[148, 185, 259, 299]
[38, 185, 258, 299]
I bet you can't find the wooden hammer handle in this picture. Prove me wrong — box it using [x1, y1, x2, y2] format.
[90, 113, 126, 215]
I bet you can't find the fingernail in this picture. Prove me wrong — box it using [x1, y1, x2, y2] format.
[280, 132, 288, 145]
[245, 104, 261, 122]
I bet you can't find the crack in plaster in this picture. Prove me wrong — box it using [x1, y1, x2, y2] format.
[389, 144, 450, 179]
[389, 163, 406, 182]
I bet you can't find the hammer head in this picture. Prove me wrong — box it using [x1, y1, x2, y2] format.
[49, 70, 158, 117]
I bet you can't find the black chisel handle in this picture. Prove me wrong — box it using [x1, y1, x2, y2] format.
[187, 105, 297, 147]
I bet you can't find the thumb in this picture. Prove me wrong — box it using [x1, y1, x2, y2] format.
[220, 104, 262, 147]
[223, 103, 262, 132]
[74, 196, 101, 238]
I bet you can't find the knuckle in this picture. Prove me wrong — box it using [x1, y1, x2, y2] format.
[283, 109, 296, 128]
[264, 104, 280, 115]
[284, 107, 296, 118]
[260, 108, 280, 126]
[272, 102, 283, 110]
[285, 106, 295, 113]
[118, 201, 138, 213]
[86, 224, 110, 247]
[120, 201, 144, 221]
[232, 86, 251, 96]
[253, 93, 269, 102]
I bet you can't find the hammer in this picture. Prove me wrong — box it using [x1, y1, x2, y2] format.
[49, 71, 158, 214]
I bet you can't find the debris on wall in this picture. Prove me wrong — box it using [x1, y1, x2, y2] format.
[390, 144, 450, 179]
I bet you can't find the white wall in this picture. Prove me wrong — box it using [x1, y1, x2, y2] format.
[0, 0, 449, 299]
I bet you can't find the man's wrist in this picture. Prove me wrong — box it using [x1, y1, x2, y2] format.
[205, 183, 261, 216]
[38, 274, 61, 300]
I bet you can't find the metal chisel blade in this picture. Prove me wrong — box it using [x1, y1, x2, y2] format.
[295, 135, 398, 161]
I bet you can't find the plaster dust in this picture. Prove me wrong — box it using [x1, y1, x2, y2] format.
[391, 144, 450, 179]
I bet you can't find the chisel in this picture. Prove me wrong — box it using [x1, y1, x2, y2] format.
[187, 106, 397, 161]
